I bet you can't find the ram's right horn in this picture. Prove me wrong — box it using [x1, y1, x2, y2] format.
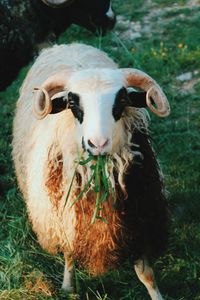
[33, 87, 52, 120]
[33, 71, 70, 119]
[121, 68, 170, 117]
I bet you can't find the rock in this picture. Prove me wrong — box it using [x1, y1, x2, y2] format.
[176, 72, 193, 81]
[116, 15, 142, 41]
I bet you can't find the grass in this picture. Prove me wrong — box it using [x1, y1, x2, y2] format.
[0, 0, 200, 299]
[64, 154, 114, 224]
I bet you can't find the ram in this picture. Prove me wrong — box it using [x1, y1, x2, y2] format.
[12, 43, 170, 300]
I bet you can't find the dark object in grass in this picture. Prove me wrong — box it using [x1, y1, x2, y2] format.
[0, 0, 115, 91]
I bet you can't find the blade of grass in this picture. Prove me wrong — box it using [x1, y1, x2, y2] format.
[91, 156, 101, 224]
[70, 171, 95, 207]
[78, 155, 94, 165]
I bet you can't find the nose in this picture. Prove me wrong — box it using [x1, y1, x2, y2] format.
[88, 138, 109, 149]
[87, 138, 110, 155]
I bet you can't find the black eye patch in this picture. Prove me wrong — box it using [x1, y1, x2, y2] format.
[112, 87, 148, 121]
[68, 92, 84, 124]
[112, 87, 129, 121]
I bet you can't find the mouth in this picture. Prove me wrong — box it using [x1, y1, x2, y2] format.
[87, 146, 108, 157]
[87, 149, 107, 157]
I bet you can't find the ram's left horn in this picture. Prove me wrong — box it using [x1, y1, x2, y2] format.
[122, 68, 170, 117]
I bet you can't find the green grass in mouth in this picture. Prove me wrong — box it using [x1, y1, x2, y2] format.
[65, 154, 115, 224]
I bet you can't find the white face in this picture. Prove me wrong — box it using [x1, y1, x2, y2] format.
[68, 69, 125, 156]
[78, 90, 117, 155]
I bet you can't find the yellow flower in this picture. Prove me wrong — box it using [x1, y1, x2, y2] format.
[178, 43, 183, 48]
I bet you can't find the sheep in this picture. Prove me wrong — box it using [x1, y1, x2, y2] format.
[0, 0, 115, 90]
[40, 0, 116, 35]
[12, 43, 170, 300]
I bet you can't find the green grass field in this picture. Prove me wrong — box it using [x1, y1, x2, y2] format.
[0, 0, 200, 299]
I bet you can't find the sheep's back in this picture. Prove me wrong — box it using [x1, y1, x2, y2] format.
[21, 43, 117, 94]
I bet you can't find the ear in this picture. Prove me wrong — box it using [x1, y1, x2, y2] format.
[50, 91, 69, 114]
[127, 90, 147, 108]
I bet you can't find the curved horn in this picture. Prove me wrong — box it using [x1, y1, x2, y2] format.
[33, 87, 52, 120]
[122, 68, 170, 117]
[33, 72, 69, 120]
[41, 0, 74, 8]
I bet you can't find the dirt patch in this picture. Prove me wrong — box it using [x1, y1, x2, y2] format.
[181, 78, 200, 94]
[115, 15, 142, 40]
[115, 0, 200, 40]
[24, 271, 53, 296]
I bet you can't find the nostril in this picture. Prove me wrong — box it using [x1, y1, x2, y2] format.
[88, 138, 109, 149]
[87, 139, 109, 149]
[88, 139, 96, 148]
[100, 139, 109, 148]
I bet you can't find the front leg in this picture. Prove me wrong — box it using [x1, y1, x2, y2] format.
[134, 259, 163, 300]
[62, 254, 74, 292]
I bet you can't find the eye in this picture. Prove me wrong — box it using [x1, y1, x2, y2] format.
[112, 87, 129, 121]
[68, 92, 84, 124]
[119, 98, 128, 105]
[68, 92, 78, 108]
